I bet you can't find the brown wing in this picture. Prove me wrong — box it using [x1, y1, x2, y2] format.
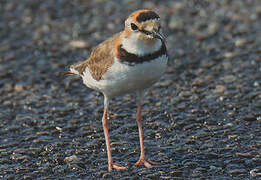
[70, 32, 122, 81]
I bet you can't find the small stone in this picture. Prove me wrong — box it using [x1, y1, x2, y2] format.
[177, 102, 186, 110]
[250, 168, 261, 177]
[223, 52, 236, 59]
[235, 38, 246, 47]
[227, 111, 235, 117]
[224, 123, 233, 128]
[244, 115, 256, 122]
[36, 131, 50, 136]
[56, 127, 62, 132]
[254, 81, 259, 87]
[155, 133, 161, 139]
[214, 85, 226, 94]
[14, 84, 24, 92]
[64, 155, 78, 162]
[229, 169, 247, 175]
[192, 75, 213, 86]
[22, 175, 32, 180]
[208, 22, 218, 34]
[154, 80, 172, 88]
[221, 75, 236, 83]
[69, 40, 88, 48]
[179, 91, 191, 98]
[191, 109, 199, 113]
[228, 135, 237, 139]
[155, 101, 162, 107]
[170, 170, 183, 176]
[192, 77, 205, 86]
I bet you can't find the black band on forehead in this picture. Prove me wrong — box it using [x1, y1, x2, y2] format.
[136, 11, 160, 22]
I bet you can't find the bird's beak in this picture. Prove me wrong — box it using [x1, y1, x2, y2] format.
[152, 29, 166, 42]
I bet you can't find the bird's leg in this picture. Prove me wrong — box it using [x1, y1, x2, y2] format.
[134, 93, 158, 168]
[102, 96, 127, 171]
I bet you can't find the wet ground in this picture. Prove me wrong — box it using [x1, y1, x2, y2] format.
[1, 0, 261, 179]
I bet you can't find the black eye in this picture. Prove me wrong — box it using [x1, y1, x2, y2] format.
[131, 23, 138, 31]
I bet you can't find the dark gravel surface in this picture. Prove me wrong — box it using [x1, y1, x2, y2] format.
[1, 0, 261, 179]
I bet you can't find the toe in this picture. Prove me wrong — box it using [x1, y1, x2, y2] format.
[147, 160, 160, 165]
[143, 160, 152, 168]
[135, 159, 160, 168]
[113, 163, 128, 170]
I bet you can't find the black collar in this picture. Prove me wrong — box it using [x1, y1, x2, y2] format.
[117, 42, 167, 65]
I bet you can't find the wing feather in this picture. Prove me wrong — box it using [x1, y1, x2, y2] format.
[69, 32, 122, 81]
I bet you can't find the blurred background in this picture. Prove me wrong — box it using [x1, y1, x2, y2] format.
[0, 0, 261, 179]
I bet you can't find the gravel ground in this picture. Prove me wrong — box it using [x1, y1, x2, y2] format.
[1, 0, 261, 179]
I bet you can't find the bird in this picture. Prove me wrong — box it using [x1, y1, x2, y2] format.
[68, 9, 168, 171]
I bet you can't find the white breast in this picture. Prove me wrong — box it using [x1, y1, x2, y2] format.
[81, 55, 168, 98]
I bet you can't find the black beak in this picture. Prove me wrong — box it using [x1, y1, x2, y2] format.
[152, 29, 166, 42]
[139, 29, 166, 42]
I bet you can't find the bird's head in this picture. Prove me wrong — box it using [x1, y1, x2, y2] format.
[124, 9, 165, 42]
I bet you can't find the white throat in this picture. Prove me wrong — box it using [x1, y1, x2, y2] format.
[121, 34, 162, 56]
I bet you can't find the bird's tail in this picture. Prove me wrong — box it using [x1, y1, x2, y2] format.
[66, 60, 87, 76]
[66, 64, 80, 76]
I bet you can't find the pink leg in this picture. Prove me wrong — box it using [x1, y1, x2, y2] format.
[134, 99, 158, 168]
[102, 108, 127, 171]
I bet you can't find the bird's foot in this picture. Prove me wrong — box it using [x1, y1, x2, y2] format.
[134, 157, 159, 168]
[108, 163, 128, 171]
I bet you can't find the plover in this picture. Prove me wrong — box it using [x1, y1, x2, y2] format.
[68, 9, 168, 171]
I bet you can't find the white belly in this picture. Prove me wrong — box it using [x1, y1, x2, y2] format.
[82, 55, 168, 98]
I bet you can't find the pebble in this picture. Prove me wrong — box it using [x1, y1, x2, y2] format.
[250, 168, 261, 177]
[235, 38, 247, 47]
[224, 123, 233, 128]
[208, 22, 219, 34]
[214, 85, 226, 94]
[64, 155, 78, 162]
[69, 40, 88, 49]
[229, 169, 247, 175]
[253, 81, 259, 87]
[178, 91, 191, 98]
[192, 77, 205, 86]
[221, 75, 236, 83]
[154, 80, 172, 88]
[223, 52, 236, 59]
[244, 115, 256, 122]
[14, 84, 23, 92]
[56, 127, 62, 132]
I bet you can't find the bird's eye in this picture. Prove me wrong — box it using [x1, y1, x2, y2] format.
[131, 23, 138, 31]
